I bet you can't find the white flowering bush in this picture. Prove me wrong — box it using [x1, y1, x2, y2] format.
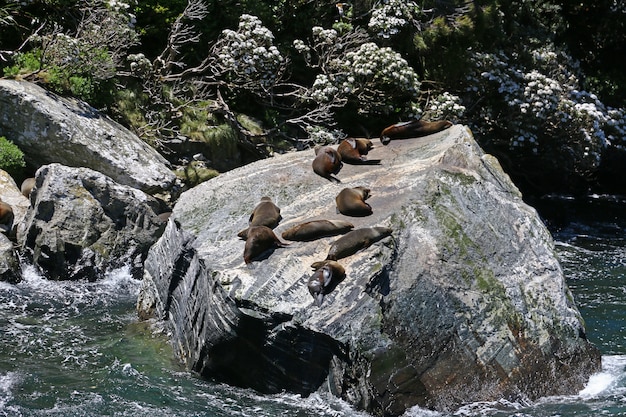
[213, 14, 285, 91]
[305, 125, 343, 145]
[425, 92, 466, 121]
[295, 28, 421, 119]
[368, 0, 421, 39]
[467, 46, 626, 176]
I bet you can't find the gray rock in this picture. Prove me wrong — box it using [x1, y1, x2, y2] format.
[0, 170, 30, 235]
[0, 170, 30, 283]
[0, 79, 176, 196]
[138, 125, 600, 414]
[19, 163, 168, 280]
[0, 233, 20, 284]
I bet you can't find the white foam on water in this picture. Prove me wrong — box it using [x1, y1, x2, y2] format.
[579, 355, 626, 398]
[0, 372, 21, 414]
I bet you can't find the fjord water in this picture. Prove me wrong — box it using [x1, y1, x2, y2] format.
[2, 196, 626, 417]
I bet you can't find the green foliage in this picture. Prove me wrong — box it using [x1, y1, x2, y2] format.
[177, 161, 219, 187]
[3, 49, 42, 78]
[0, 136, 26, 178]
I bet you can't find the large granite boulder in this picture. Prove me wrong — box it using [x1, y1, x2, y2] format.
[137, 125, 600, 415]
[18, 163, 169, 280]
[0, 79, 177, 197]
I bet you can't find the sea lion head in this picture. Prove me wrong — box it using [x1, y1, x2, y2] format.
[243, 225, 287, 264]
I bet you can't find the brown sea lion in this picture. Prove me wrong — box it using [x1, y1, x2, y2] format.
[380, 119, 453, 145]
[337, 138, 379, 164]
[243, 225, 289, 264]
[312, 146, 343, 182]
[307, 260, 346, 306]
[335, 187, 372, 217]
[281, 219, 354, 241]
[238, 197, 282, 239]
[0, 200, 14, 233]
[20, 177, 36, 199]
[326, 226, 392, 261]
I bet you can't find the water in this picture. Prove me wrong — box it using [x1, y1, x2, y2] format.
[2, 196, 626, 416]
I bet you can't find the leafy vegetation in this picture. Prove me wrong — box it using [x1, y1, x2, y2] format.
[0, 136, 26, 178]
[0, 0, 624, 195]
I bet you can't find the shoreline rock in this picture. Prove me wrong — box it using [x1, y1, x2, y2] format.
[138, 125, 601, 414]
[0, 79, 177, 197]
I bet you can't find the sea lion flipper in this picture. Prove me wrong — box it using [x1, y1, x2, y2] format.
[237, 228, 249, 240]
[315, 293, 324, 307]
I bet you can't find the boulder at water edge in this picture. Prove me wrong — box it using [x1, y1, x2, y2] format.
[137, 125, 600, 415]
[18, 164, 169, 280]
[0, 79, 177, 197]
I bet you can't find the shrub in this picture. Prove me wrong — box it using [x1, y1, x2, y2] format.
[0, 136, 26, 178]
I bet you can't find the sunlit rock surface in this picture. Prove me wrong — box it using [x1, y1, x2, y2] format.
[18, 164, 168, 280]
[0, 79, 176, 196]
[138, 125, 600, 415]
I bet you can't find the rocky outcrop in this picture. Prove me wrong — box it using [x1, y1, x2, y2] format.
[0, 79, 177, 197]
[0, 169, 30, 236]
[0, 170, 30, 283]
[137, 125, 601, 415]
[18, 163, 169, 280]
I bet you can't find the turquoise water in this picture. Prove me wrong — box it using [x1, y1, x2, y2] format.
[2, 210, 626, 416]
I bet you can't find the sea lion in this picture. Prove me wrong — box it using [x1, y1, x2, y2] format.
[337, 138, 379, 164]
[0, 200, 14, 233]
[327, 226, 392, 261]
[20, 177, 36, 199]
[243, 225, 288, 264]
[281, 219, 354, 241]
[312, 146, 343, 182]
[238, 197, 282, 239]
[307, 260, 346, 306]
[380, 119, 453, 145]
[335, 186, 372, 217]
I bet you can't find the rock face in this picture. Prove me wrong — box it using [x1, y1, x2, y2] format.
[137, 125, 600, 415]
[18, 164, 168, 280]
[0, 170, 30, 283]
[0, 79, 177, 196]
[0, 169, 30, 236]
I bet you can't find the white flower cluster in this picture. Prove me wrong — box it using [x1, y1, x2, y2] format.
[305, 125, 342, 144]
[469, 48, 626, 154]
[427, 92, 466, 120]
[368, 0, 421, 39]
[292, 39, 310, 54]
[312, 26, 338, 45]
[310, 42, 420, 106]
[127, 53, 152, 76]
[107, 0, 130, 11]
[106, 0, 136, 27]
[215, 14, 284, 88]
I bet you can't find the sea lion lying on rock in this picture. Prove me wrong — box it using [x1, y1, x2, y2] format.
[243, 225, 289, 264]
[336, 187, 372, 217]
[307, 260, 346, 306]
[238, 196, 282, 239]
[337, 138, 379, 164]
[281, 219, 354, 241]
[327, 226, 392, 261]
[0, 200, 14, 233]
[380, 119, 453, 145]
[312, 146, 343, 182]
